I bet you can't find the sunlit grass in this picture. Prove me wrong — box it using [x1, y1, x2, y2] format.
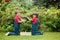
[0, 32, 60, 40]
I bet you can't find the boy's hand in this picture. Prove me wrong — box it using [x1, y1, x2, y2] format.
[25, 16, 32, 21]
[25, 16, 29, 19]
[22, 19, 26, 22]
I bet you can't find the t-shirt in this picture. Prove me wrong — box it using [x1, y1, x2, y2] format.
[32, 17, 38, 24]
[14, 15, 21, 24]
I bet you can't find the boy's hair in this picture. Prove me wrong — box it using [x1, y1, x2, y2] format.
[33, 12, 38, 18]
[15, 12, 18, 15]
[15, 12, 20, 16]
[15, 12, 20, 14]
[15, 12, 17, 14]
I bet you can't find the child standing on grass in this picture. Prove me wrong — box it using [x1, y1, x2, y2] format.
[26, 13, 43, 35]
[5, 12, 25, 36]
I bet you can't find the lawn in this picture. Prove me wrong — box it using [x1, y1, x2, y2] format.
[0, 32, 60, 40]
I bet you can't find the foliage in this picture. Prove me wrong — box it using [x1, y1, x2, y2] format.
[38, 7, 60, 32]
[0, 0, 60, 32]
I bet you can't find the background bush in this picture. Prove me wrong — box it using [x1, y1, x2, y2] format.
[0, 0, 60, 32]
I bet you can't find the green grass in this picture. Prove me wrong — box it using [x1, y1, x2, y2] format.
[0, 32, 60, 40]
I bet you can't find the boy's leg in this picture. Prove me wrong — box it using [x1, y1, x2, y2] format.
[32, 24, 38, 35]
[32, 24, 43, 35]
[32, 24, 35, 35]
[14, 22, 20, 35]
[35, 32, 43, 35]
[35, 29, 43, 35]
[8, 32, 19, 35]
[5, 32, 17, 36]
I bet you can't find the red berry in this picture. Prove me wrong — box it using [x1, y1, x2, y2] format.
[5, 0, 10, 2]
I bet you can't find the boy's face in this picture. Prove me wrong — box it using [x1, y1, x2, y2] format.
[17, 12, 20, 16]
[33, 15, 36, 18]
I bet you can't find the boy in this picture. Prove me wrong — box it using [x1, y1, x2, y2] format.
[26, 13, 43, 35]
[5, 12, 25, 36]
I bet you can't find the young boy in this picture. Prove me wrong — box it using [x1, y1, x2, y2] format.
[26, 13, 43, 35]
[5, 12, 25, 36]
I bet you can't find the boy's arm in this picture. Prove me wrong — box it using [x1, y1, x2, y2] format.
[19, 19, 26, 23]
[26, 17, 32, 21]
